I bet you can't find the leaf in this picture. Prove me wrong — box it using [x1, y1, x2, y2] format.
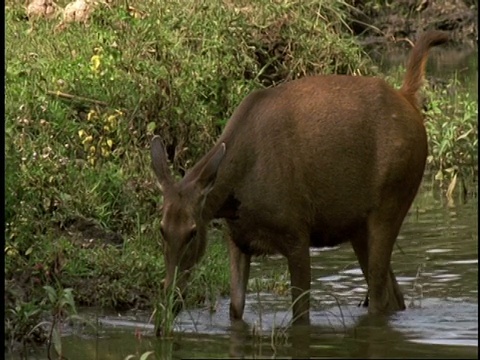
[52, 326, 62, 357]
[446, 172, 458, 201]
[60, 288, 77, 313]
[439, 140, 449, 156]
[147, 122, 156, 134]
[456, 128, 473, 141]
[434, 170, 443, 181]
[27, 321, 52, 337]
[139, 351, 155, 360]
[445, 166, 458, 173]
[25, 246, 33, 256]
[43, 285, 57, 304]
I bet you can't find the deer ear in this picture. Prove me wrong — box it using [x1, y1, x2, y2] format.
[151, 136, 174, 191]
[197, 143, 226, 196]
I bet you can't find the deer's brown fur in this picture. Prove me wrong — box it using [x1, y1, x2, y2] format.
[151, 30, 449, 324]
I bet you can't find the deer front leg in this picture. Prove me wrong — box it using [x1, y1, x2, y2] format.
[228, 237, 251, 321]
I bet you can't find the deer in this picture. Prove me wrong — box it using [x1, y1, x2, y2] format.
[150, 30, 449, 325]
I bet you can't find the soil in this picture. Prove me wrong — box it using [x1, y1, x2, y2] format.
[59, 216, 124, 249]
[349, 0, 478, 51]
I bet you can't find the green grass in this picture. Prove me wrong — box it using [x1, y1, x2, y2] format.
[383, 66, 478, 192]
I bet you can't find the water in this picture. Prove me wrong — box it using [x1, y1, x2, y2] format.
[9, 182, 478, 359]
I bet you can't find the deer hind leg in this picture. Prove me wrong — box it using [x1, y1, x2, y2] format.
[228, 236, 251, 321]
[366, 209, 407, 314]
[388, 265, 405, 310]
[350, 224, 370, 307]
[286, 237, 311, 325]
[350, 224, 404, 309]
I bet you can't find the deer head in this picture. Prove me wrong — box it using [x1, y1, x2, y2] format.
[150, 136, 226, 309]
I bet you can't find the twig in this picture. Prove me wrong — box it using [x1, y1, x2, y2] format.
[47, 90, 108, 107]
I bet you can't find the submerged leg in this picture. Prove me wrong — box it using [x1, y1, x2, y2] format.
[367, 211, 406, 314]
[389, 266, 405, 310]
[350, 224, 370, 307]
[228, 237, 251, 321]
[286, 238, 311, 325]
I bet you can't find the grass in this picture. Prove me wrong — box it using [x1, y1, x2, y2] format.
[152, 268, 180, 339]
[5, 0, 477, 352]
[424, 77, 478, 179]
[383, 65, 478, 195]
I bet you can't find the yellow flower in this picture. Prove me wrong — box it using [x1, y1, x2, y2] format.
[5, 245, 18, 257]
[87, 109, 96, 121]
[106, 139, 113, 148]
[101, 146, 110, 157]
[78, 129, 86, 138]
[82, 135, 93, 145]
[90, 55, 102, 73]
[106, 114, 117, 128]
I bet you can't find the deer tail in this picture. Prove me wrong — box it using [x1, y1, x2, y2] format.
[400, 31, 449, 106]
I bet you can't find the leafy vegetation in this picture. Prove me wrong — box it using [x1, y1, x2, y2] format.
[383, 66, 478, 198]
[5, 0, 476, 353]
[424, 78, 477, 180]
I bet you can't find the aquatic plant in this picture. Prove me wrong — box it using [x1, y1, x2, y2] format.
[151, 268, 181, 339]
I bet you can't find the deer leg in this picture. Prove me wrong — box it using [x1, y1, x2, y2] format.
[351, 253, 402, 309]
[350, 225, 370, 307]
[389, 266, 405, 310]
[367, 212, 406, 314]
[287, 242, 311, 325]
[228, 237, 251, 321]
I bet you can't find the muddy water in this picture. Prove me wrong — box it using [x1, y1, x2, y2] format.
[11, 181, 477, 359]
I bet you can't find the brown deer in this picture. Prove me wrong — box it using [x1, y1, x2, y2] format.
[150, 31, 449, 325]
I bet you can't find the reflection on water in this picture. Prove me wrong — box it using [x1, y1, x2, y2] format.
[8, 182, 477, 359]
